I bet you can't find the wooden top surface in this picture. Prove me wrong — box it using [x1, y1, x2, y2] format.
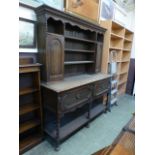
[19, 63, 42, 68]
[41, 73, 111, 92]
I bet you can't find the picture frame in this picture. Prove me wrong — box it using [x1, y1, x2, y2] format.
[19, 17, 36, 48]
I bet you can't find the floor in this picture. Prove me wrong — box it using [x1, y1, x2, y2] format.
[24, 94, 135, 155]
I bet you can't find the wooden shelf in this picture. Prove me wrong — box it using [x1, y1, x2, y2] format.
[111, 33, 123, 39]
[118, 79, 127, 85]
[122, 60, 130, 62]
[111, 21, 125, 37]
[118, 83, 126, 95]
[121, 62, 129, 73]
[45, 114, 88, 140]
[64, 61, 94, 65]
[65, 49, 95, 53]
[19, 120, 40, 134]
[108, 60, 129, 63]
[124, 41, 132, 50]
[122, 51, 131, 61]
[117, 71, 128, 75]
[19, 103, 40, 116]
[44, 103, 105, 141]
[123, 49, 131, 52]
[117, 62, 121, 74]
[116, 60, 129, 63]
[125, 29, 133, 40]
[110, 38, 123, 49]
[110, 47, 122, 50]
[19, 63, 41, 68]
[20, 134, 42, 154]
[124, 38, 132, 42]
[19, 64, 41, 74]
[109, 49, 122, 62]
[65, 35, 95, 43]
[19, 87, 39, 96]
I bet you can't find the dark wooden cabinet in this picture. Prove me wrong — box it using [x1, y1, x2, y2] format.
[36, 5, 106, 82]
[41, 74, 110, 150]
[19, 58, 43, 154]
[35, 5, 110, 150]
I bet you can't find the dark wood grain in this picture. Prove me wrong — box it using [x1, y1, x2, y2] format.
[36, 5, 106, 80]
[46, 34, 64, 81]
[19, 58, 43, 154]
[19, 103, 40, 115]
[35, 5, 109, 150]
[96, 43, 103, 72]
[19, 120, 40, 134]
[19, 134, 42, 154]
[19, 87, 39, 95]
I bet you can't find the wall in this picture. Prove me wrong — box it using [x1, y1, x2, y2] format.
[19, 1, 135, 58]
[114, 5, 135, 59]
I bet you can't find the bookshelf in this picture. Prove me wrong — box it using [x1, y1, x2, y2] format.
[19, 58, 43, 154]
[100, 20, 134, 95]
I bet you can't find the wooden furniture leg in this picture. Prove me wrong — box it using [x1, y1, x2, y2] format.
[106, 91, 111, 112]
[55, 111, 61, 151]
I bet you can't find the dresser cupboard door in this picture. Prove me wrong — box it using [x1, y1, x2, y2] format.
[46, 34, 64, 81]
[95, 43, 103, 72]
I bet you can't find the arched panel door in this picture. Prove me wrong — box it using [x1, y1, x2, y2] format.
[46, 34, 64, 81]
[96, 43, 103, 73]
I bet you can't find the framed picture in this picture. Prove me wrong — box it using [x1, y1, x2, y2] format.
[19, 17, 36, 48]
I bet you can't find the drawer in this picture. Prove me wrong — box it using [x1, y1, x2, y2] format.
[60, 85, 92, 111]
[94, 79, 109, 96]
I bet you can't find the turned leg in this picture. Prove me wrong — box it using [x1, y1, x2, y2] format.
[86, 100, 92, 128]
[55, 112, 60, 151]
[106, 92, 111, 112]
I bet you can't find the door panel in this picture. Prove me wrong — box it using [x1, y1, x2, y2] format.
[46, 34, 64, 81]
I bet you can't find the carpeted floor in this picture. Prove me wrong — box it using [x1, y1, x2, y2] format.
[24, 94, 135, 155]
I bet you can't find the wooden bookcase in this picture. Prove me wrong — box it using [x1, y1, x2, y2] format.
[19, 58, 43, 154]
[100, 20, 134, 95]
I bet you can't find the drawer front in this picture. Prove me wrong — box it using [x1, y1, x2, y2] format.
[60, 86, 92, 111]
[94, 79, 109, 96]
